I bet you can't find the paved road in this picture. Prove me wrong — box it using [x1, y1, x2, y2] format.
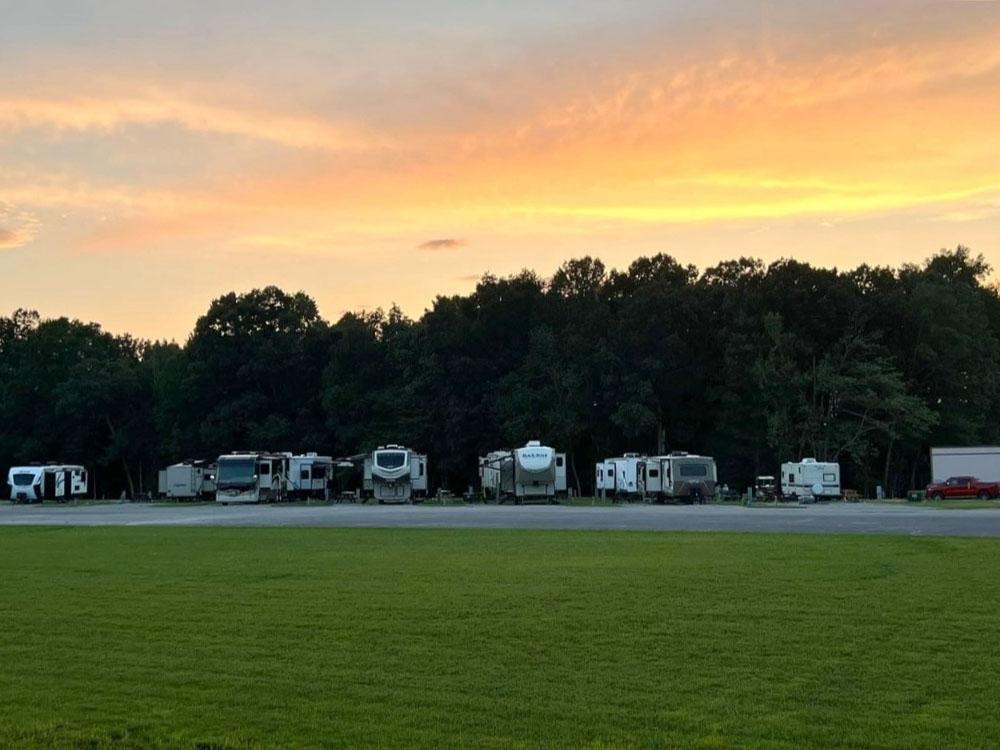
[2, 501, 1000, 536]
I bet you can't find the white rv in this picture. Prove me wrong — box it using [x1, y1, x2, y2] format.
[288, 453, 333, 499]
[595, 460, 616, 496]
[215, 452, 289, 504]
[652, 452, 717, 502]
[7, 464, 88, 503]
[781, 458, 841, 500]
[930, 446, 1000, 483]
[157, 460, 216, 500]
[363, 445, 428, 503]
[595, 454, 649, 498]
[480, 441, 567, 503]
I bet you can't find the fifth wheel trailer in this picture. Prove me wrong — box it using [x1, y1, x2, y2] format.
[480, 441, 567, 502]
[7, 464, 88, 503]
[930, 447, 1000, 483]
[363, 445, 428, 503]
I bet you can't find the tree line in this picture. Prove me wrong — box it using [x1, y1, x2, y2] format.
[1, 247, 997, 498]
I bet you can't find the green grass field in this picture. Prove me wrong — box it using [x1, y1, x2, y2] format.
[2, 528, 999, 749]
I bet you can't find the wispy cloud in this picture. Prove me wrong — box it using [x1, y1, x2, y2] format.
[417, 238, 466, 250]
[0, 91, 388, 152]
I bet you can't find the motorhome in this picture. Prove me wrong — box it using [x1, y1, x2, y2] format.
[288, 453, 333, 499]
[215, 452, 289, 504]
[780, 458, 841, 500]
[363, 445, 427, 503]
[653, 452, 718, 502]
[7, 464, 87, 503]
[481, 441, 567, 503]
[157, 460, 216, 500]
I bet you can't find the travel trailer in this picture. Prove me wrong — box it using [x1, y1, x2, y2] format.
[157, 460, 216, 500]
[7, 464, 88, 503]
[215, 452, 289, 504]
[480, 441, 567, 503]
[653, 452, 718, 502]
[595, 459, 615, 496]
[595, 454, 649, 498]
[288, 453, 333, 499]
[780, 458, 841, 500]
[363, 445, 427, 503]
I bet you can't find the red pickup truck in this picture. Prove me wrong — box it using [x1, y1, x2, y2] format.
[926, 476, 1000, 500]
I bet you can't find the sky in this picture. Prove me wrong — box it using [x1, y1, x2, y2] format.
[2, 0, 999, 340]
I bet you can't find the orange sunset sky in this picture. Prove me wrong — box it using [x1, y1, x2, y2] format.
[2, 0, 999, 340]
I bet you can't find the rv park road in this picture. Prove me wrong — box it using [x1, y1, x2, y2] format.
[3, 501, 1000, 536]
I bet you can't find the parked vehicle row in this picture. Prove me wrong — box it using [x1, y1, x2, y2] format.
[10, 444, 1000, 504]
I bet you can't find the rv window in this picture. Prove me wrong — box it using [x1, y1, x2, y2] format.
[259, 463, 270, 476]
[419, 463, 425, 477]
[11, 473, 34, 486]
[648, 469, 659, 478]
[312, 465, 327, 479]
[678, 463, 709, 478]
[556, 456, 564, 467]
[606, 469, 613, 477]
[823, 473, 836, 482]
[300, 468, 310, 480]
[375, 451, 407, 470]
[789, 473, 795, 484]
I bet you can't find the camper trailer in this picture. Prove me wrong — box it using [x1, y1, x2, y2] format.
[481, 441, 567, 503]
[653, 452, 718, 502]
[288, 453, 333, 499]
[595, 454, 649, 498]
[215, 452, 289, 504]
[7, 464, 87, 503]
[781, 458, 841, 500]
[363, 445, 427, 503]
[157, 460, 216, 500]
[595, 460, 616, 496]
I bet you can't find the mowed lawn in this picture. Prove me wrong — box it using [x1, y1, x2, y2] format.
[1, 529, 999, 749]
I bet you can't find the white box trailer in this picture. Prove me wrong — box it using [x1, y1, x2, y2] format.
[157, 460, 216, 500]
[288, 453, 333, 499]
[781, 458, 840, 500]
[7, 464, 87, 503]
[363, 445, 427, 503]
[481, 441, 566, 503]
[653, 452, 717, 502]
[215, 452, 289, 504]
[930, 446, 1000, 483]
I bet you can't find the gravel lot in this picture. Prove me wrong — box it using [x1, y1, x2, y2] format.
[2, 501, 1000, 536]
